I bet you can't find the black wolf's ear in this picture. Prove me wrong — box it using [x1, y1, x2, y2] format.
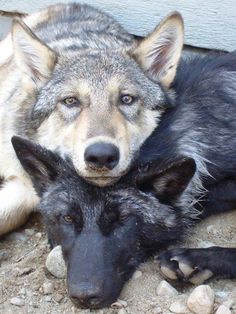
[12, 19, 57, 86]
[132, 12, 184, 88]
[11, 136, 61, 196]
[137, 158, 196, 202]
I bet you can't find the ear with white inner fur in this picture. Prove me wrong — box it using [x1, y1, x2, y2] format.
[12, 19, 57, 86]
[132, 12, 184, 88]
[11, 136, 61, 196]
[137, 158, 196, 202]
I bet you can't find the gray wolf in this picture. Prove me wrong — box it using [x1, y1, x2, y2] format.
[0, 3, 183, 235]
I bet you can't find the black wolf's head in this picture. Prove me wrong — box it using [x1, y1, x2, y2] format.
[11, 4, 184, 186]
[12, 136, 195, 309]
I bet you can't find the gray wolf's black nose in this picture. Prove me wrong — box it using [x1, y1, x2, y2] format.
[84, 142, 119, 170]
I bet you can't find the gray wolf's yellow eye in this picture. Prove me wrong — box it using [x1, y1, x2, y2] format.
[63, 215, 73, 223]
[120, 95, 135, 105]
[63, 97, 79, 106]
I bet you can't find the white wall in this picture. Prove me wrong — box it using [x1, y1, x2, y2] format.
[1, 0, 235, 51]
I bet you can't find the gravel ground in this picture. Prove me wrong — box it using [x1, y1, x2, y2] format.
[0, 211, 235, 314]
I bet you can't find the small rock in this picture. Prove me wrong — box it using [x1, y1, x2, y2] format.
[216, 305, 232, 314]
[25, 229, 35, 236]
[132, 270, 142, 279]
[35, 232, 42, 239]
[206, 225, 217, 235]
[117, 309, 127, 314]
[111, 300, 127, 309]
[152, 307, 162, 314]
[16, 267, 34, 276]
[8, 232, 28, 242]
[45, 295, 52, 302]
[45, 246, 66, 278]
[187, 285, 214, 314]
[10, 297, 25, 306]
[118, 299, 128, 307]
[169, 300, 187, 313]
[0, 250, 9, 261]
[197, 240, 215, 248]
[156, 280, 178, 297]
[19, 288, 27, 296]
[149, 301, 158, 308]
[53, 293, 64, 303]
[223, 299, 234, 309]
[215, 290, 229, 300]
[41, 282, 54, 295]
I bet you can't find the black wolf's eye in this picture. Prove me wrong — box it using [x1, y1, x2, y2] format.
[120, 95, 135, 105]
[63, 97, 79, 107]
[63, 215, 73, 223]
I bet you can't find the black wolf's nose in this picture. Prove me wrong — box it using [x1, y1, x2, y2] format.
[84, 142, 119, 170]
[69, 283, 103, 308]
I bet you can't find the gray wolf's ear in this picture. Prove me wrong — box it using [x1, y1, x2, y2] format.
[12, 19, 57, 86]
[11, 136, 61, 196]
[136, 158, 196, 202]
[132, 12, 184, 88]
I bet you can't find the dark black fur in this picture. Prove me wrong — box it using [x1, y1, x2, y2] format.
[138, 52, 236, 283]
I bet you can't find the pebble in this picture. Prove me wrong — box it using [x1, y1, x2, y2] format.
[132, 270, 143, 279]
[45, 296, 52, 302]
[8, 232, 28, 242]
[156, 280, 178, 297]
[41, 281, 54, 294]
[117, 309, 127, 314]
[10, 297, 25, 306]
[187, 285, 215, 314]
[223, 299, 234, 308]
[15, 267, 34, 276]
[0, 250, 9, 261]
[45, 246, 66, 278]
[152, 307, 162, 314]
[215, 290, 229, 299]
[111, 299, 127, 309]
[35, 232, 42, 239]
[169, 300, 188, 313]
[25, 229, 35, 236]
[206, 225, 217, 235]
[53, 293, 64, 303]
[215, 305, 232, 314]
[19, 288, 27, 296]
[197, 240, 215, 248]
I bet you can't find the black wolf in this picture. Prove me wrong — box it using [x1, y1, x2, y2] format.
[12, 136, 198, 309]
[0, 3, 183, 235]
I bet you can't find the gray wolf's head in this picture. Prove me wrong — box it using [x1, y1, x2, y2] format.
[12, 10, 184, 186]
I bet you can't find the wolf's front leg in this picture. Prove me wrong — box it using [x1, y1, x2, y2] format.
[157, 247, 236, 284]
[0, 177, 39, 236]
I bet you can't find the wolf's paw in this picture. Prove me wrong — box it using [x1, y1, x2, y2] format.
[156, 248, 213, 284]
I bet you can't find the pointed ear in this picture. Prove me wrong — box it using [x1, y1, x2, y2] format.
[11, 136, 61, 196]
[137, 158, 196, 202]
[12, 19, 57, 86]
[132, 12, 184, 88]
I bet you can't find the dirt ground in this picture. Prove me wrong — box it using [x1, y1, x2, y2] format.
[0, 210, 236, 314]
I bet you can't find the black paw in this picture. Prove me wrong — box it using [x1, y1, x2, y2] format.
[156, 248, 213, 284]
